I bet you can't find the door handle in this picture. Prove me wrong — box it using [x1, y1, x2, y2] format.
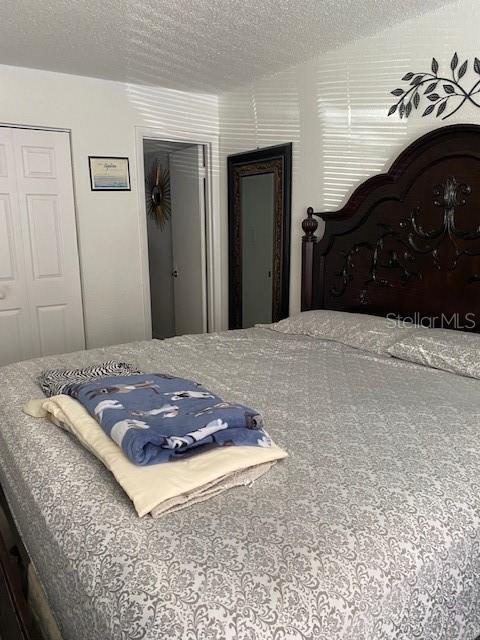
[0, 288, 6, 300]
[172, 269, 179, 278]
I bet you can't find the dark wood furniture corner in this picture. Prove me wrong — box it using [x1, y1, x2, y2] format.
[0, 486, 42, 640]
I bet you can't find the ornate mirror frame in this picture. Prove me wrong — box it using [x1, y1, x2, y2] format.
[228, 143, 292, 329]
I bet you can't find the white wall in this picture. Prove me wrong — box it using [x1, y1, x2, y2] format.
[0, 63, 219, 347]
[219, 0, 480, 318]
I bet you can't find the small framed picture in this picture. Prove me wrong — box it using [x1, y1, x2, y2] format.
[88, 156, 131, 191]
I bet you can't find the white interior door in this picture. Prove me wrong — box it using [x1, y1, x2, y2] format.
[0, 128, 33, 364]
[0, 128, 84, 366]
[169, 145, 207, 336]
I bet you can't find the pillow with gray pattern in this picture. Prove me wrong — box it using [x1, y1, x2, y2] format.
[261, 310, 413, 355]
[387, 329, 480, 379]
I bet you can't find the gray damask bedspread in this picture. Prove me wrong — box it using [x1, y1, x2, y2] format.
[0, 328, 479, 640]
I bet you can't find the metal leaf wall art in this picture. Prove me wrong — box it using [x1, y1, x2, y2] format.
[388, 53, 480, 120]
[145, 161, 171, 228]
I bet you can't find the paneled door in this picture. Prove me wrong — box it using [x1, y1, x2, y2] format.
[0, 127, 84, 366]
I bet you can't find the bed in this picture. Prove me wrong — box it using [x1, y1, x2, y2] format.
[1, 123, 480, 640]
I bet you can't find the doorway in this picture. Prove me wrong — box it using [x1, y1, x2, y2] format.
[143, 139, 207, 339]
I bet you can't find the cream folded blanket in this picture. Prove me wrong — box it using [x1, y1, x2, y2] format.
[24, 395, 287, 518]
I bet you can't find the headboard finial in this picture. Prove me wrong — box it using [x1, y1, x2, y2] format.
[302, 207, 319, 241]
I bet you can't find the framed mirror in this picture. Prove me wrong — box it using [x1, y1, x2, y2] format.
[228, 143, 292, 329]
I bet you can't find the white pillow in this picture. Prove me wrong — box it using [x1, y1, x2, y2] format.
[262, 310, 413, 355]
[387, 328, 480, 379]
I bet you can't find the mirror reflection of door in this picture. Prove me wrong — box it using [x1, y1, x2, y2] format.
[228, 144, 292, 329]
[241, 173, 274, 327]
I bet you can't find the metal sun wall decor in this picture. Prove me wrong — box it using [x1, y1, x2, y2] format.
[145, 160, 171, 228]
[388, 53, 480, 120]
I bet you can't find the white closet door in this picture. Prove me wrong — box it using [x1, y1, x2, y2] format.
[0, 128, 33, 364]
[0, 128, 84, 366]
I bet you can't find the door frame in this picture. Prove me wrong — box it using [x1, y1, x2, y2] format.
[135, 126, 221, 338]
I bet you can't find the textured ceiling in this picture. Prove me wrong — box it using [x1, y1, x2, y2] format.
[0, 0, 454, 93]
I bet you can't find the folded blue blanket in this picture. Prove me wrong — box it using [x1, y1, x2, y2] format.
[65, 374, 271, 465]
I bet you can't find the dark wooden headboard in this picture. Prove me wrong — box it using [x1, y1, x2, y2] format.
[301, 124, 480, 331]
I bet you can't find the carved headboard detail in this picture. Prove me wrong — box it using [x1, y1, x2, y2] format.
[301, 124, 480, 331]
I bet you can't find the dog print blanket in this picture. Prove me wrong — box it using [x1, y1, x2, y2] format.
[64, 373, 271, 465]
[24, 394, 287, 517]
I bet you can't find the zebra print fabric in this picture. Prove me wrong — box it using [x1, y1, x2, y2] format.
[37, 361, 141, 397]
